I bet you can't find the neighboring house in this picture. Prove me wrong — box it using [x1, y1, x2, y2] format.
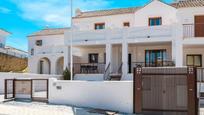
[28, 28, 68, 75]
[0, 29, 27, 58]
[28, 0, 204, 80]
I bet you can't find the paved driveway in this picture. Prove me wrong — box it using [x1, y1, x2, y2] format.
[0, 100, 129, 115]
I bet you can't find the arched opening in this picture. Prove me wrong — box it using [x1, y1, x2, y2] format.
[56, 57, 64, 75]
[38, 57, 51, 74]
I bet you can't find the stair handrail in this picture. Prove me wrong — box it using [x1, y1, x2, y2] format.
[103, 63, 111, 80]
[117, 63, 123, 74]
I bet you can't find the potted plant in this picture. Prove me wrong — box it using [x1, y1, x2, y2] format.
[63, 67, 71, 80]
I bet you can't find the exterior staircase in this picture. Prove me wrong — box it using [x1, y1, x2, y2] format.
[104, 63, 122, 81]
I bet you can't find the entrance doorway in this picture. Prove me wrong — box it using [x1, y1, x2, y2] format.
[145, 49, 166, 67]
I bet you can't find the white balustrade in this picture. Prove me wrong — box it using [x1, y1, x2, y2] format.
[66, 25, 173, 44]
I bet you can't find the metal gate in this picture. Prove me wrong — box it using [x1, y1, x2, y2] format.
[133, 67, 198, 115]
[4, 79, 49, 102]
[4, 79, 14, 100]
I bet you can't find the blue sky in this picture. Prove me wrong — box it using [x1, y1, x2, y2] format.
[0, 0, 173, 51]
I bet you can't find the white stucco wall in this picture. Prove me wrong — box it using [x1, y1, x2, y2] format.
[177, 7, 204, 24]
[134, 0, 178, 26]
[28, 34, 64, 56]
[28, 53, 64, 74]
[49, 78, 133, 113]
[73, 13, 135, 30]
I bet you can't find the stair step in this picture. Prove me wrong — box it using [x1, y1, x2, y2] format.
[109, 73, 121, 81]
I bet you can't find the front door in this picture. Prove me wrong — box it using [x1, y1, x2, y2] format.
[195, 16, 204, 37]
[145, 50, 166, 67]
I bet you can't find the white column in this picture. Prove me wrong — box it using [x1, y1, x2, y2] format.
[122, 42, 128, 79]
[106, 43, 112, 71]
[172, 23, 183, 67]
[64, 46, 71, 70]
[172, 40, 183, 67]
[51, 60, 56, 75]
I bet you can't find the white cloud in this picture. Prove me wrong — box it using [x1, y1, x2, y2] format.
[10, 0, 113, 27]
[0, 7, 11, 14]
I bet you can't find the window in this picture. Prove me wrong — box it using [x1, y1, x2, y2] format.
[36, 40, 42, 46]
[89, 53, 98, 63]
[31, 48, 34, 56]
[187, 55, 202, 67]
[149, 17, 162, 26]
[145, 49, 167, 67]
[123, 22, 130, 27]
[95, 23, 105, 30]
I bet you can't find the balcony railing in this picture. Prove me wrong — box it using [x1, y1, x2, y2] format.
[183, 23, 204, 38]
[0, 48, 27, 58]
[129, 61, 175, 73]
[73, 63, 106, 74]
[34, 45, 65, 55]
[131, 61, 175, 68]
[67, 25, 173, 44]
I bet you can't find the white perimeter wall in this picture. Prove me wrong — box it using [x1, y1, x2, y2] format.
[74, 74, 104, 81]
[49, 78, 133, 113]
[0, 73, 62, 94]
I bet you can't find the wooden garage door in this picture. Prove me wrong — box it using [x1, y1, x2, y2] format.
[133, 67, 198, 115]
[195, 16, 204, 37]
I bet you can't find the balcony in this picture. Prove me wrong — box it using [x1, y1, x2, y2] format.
[73, 63, 106, 74]
[66, 25, 174, 45]
[34, 45, 65, 55]
[183, 23, 204, 39]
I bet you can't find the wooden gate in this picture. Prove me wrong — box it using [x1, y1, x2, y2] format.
[133, 67, 198, 115]
[4, 79, 49, 102]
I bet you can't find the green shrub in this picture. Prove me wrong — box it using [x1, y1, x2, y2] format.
[63, 67, 71, 80]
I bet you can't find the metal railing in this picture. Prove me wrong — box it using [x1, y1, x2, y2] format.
[183, 23, 204, 38]
[129, 61, 175, 73]
[197, 68, 204, 82]
[73, 63, 106, 74]
[132, 61, 175, 68]
[103, 63, 111, 80]
[117, 63, 123, 74]
[0, 48, 27, 58]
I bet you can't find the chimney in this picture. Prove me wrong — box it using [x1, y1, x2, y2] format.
[75, 8, 82, 16]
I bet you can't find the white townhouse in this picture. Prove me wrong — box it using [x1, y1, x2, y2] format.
[0, 29, 27, 58]
[28, 0, 204, 80]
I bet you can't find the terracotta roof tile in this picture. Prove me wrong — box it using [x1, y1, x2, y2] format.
[74, 0, 204, 19]
[171, 0, 204, 8]
[74, 7, 141, 19]
[28, 28, 69, 37]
